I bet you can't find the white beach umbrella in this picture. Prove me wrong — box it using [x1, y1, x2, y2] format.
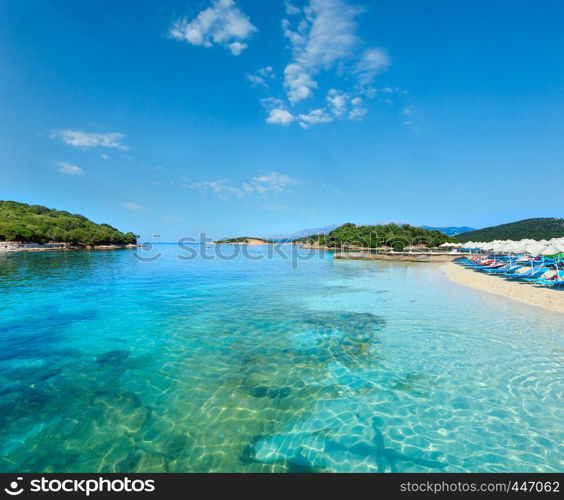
[493, 241, 512, 252]
[467, 241, 484, 252]
[542, 244, 561, 256]
[525, 241, 544, 253]
[526, 245, 547, 257]
[506, 242, 527, 253]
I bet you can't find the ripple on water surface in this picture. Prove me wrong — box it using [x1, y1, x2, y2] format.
[0, 248, 562, 472]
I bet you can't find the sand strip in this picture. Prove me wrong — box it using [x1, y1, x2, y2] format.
[443, 262, 564, 314]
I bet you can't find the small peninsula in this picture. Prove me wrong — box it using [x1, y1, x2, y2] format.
[214, 237, 276, 245]
[0, 200, 138, 253]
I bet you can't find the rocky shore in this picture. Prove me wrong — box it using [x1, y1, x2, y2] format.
[0, 242, 140, 253]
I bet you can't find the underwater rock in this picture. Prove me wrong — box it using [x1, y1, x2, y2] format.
[249, 386, 268, 398]
[158, 433, 193, 460]
[95, 350, 130, 367]
[249, 386, 291, 400]
[301, 311, 387, 333]
[116, 449, 144, 472]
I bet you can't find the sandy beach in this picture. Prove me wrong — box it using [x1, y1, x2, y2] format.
[443, 261, 564, 314]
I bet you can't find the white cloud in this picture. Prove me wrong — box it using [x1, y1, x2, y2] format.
[298, 108, 334, 128]
[252, 172, 298, 193]
[58, 161, 84, 175]
[354, 47, 390, 86]
[348, 106, 367, 120]
[187, 179, 246, 200]
[257, 0, 391, 128]
[260, 96, 285, 110]
[228, 41, 247, 55]
[169, 0, 257, 55]
[169, 0, 394, 129]
[327, 90, 347, 117]
[283, 63, 317, 103]
[246, 66, 275, 87]
[187, 172, 299, 199]
[125, 202, 146, 211]
[402, 106, 416, 127]
[285, 2, 301, 15]
[282, 0, 362, 103]
[296, 89, 368, 127]
[54, 130, 128, 150]
[266, 108, 296, 125]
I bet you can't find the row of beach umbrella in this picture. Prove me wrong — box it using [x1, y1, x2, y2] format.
[439, 242, 463, 248]
[460, 237, 564, 256]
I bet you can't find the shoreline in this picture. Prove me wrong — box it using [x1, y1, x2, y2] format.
[335, 251, 466, 262]
[443, 261, 564, 314]
[0, 242, 141, 254]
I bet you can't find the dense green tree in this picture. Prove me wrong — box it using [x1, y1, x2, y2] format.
[457, 218, 564, 242]
[296, 223, 458, 249]
[0, 201, 138, 245]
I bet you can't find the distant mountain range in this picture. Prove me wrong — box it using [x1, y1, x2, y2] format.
[457, 218, 564, 243]
[419, 226, 476, 236]
[269, 224, 341, 241]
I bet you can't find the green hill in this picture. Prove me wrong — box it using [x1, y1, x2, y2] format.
[457, 218, 564, 243]
[296, 223, 458, 249]
[0, 200, 137, 246]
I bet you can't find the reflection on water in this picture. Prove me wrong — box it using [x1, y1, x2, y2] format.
[0, 247, 562, 472]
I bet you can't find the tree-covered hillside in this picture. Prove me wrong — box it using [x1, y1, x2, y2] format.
[297, 223, 458, 249]
[0, 201, 137, 245]
[457, 218, 564, 243]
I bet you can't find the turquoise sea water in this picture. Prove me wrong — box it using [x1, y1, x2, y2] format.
[0, 245, 562, 473]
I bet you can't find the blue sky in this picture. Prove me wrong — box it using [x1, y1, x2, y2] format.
[1, 0, 563, 241]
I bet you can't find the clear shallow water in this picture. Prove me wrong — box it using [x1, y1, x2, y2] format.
[0, 245, 562, 473]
